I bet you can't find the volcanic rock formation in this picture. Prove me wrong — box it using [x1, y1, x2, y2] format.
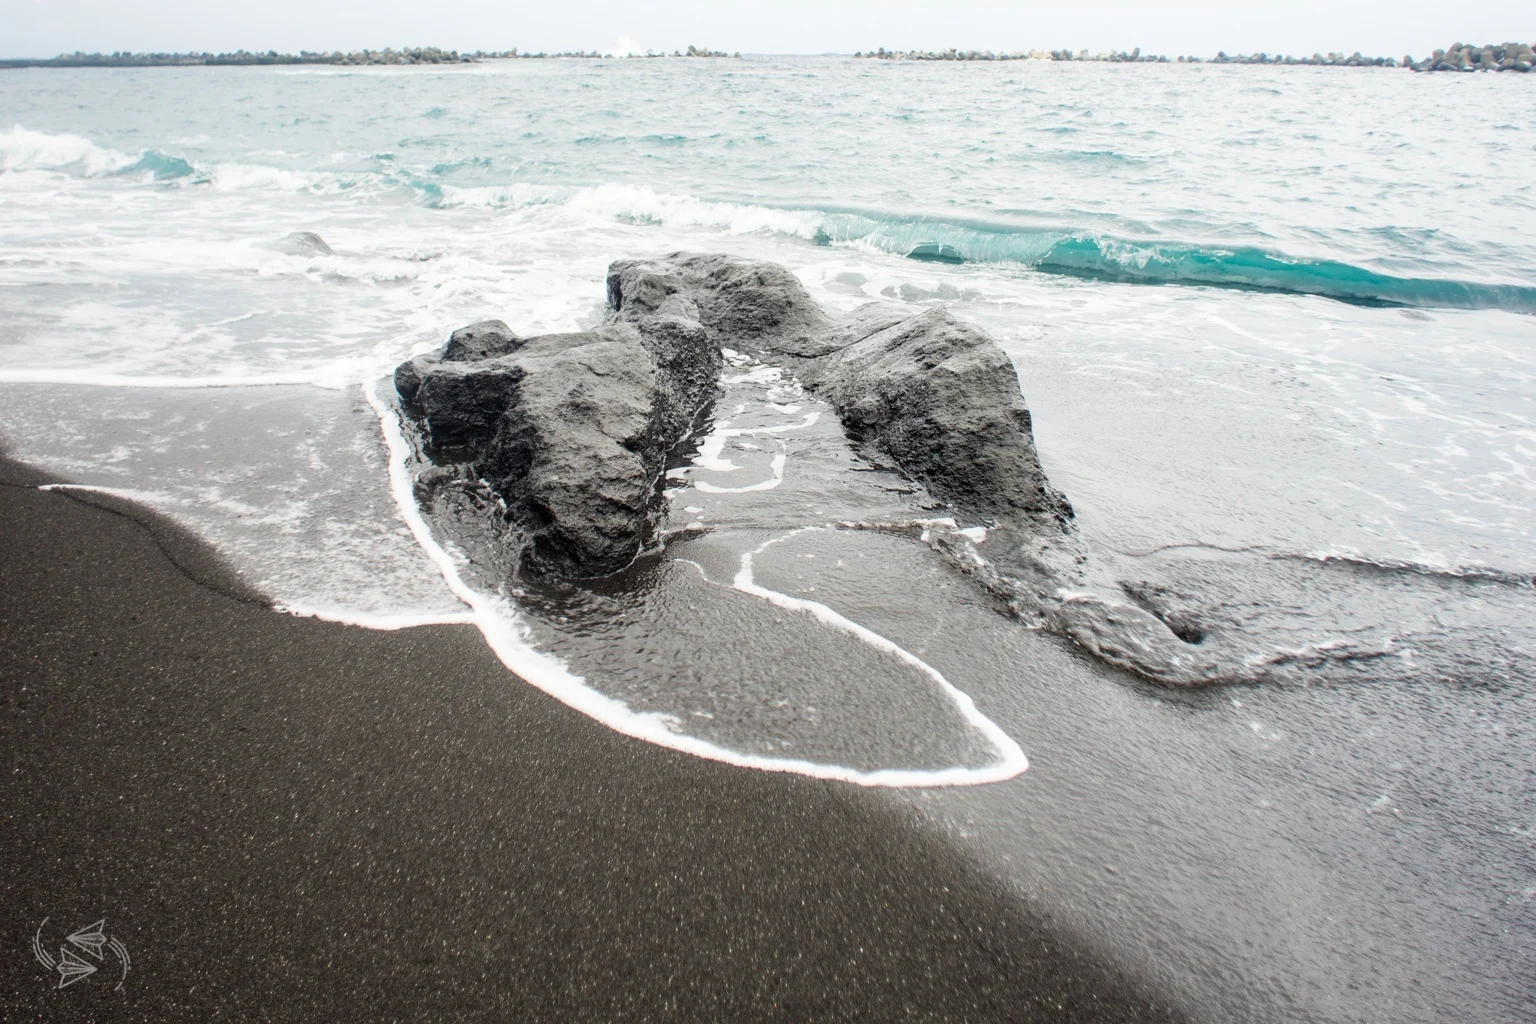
[396, 252, 1065, 578]
[397, 305, 718, 576]
[606, 253, 1072, 529]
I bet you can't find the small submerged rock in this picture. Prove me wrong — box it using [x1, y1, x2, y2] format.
[270, 230, 334, 256]
[905, 242, 965, 265]
[441, 319, 522, 362]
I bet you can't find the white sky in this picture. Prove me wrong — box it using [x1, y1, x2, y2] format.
[3, 0, 1531, 60]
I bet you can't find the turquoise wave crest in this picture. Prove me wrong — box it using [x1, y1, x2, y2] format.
[13, 123, 1528, 314]
[115, 149, 196, 180]
[814, 214, 1536, 313]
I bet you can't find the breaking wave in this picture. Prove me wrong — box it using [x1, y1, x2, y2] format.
[0, 125, 136, 175]
[559, 192, 1536, 313]
[7, 124, 1532, 313]
[811, 212, 1536, 313]
[116, 149, 196, 180]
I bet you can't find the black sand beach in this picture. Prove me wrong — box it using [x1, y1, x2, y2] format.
[0, 454, 1186, 1022]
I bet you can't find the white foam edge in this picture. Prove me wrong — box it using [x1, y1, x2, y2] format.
[668, 408, 820, 490]
[727, 528, 1028, 784]
[38, 482, 180, 503]
[680, 430, 743, 474]
[275, 603, 481, 631]
[733, 411, 820, 435]
[694, 451, 788, 494]
[37, 484, 481, 627]
[364, 375, 1024, 788]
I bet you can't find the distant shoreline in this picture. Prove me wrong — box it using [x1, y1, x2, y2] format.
[2, 42, 1531, 72]
[0, 45, 738, 69]
[855, 43, 1534, 70]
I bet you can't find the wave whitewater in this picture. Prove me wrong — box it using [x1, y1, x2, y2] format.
[812, 212, 1536, 313]
[6, 124, 1532, 314]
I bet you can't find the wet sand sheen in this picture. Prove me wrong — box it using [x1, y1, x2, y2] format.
[0, 455, 1185, 1022]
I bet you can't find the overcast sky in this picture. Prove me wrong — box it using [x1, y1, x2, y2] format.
[4, 0, 1531, 60]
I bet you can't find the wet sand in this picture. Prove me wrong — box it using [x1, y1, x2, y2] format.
[0, 454, 1185, 1022]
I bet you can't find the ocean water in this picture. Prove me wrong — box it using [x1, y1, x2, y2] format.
[2, 58, 1534, 1021]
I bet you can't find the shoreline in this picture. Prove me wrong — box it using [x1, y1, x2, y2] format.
[0, 46, 739, 69]
[2, 54, 1532, 1021]
[853, 43, 1531, 69]
[0, 452, 1185, 1021]
[4, 43, 1533, 70]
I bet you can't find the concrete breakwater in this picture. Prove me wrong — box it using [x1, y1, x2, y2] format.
[0, 47, 480, 68]
[856, 47, 1170, 63]
[1408, 42, 1535, 72]
[5, 43, 1531, 72]
[1208, 41, 1535, 72]
[1194, 51, 1401, 66]
[856, 44, 1535, 71]
[0, 46, 740, 69]
[854, 47, 1402, 67]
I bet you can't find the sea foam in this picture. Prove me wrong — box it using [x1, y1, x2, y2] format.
[7, 122, 1528, 314]
[0, 125, 138, 176]
[365, 375, 1027, 787]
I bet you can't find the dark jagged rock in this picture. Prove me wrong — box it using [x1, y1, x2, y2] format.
[608, 288, 721, 442]
[401, 325, 668, 575]
[444, 319, 521, 362]
[807, 304, 1071, 524]
[607, 253, 832, 359]
[398, 251, 1065, 580]
[397, 297, 718, 576]
[395, 253, 1384, 690]
[475, 327, 671, 576]
[606, 253, 1070, 529]
[400, 351, 526, 455]
[393, 320, 523, 426]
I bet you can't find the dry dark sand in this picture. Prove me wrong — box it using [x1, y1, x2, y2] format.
[0, 455, 1187, 1023]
